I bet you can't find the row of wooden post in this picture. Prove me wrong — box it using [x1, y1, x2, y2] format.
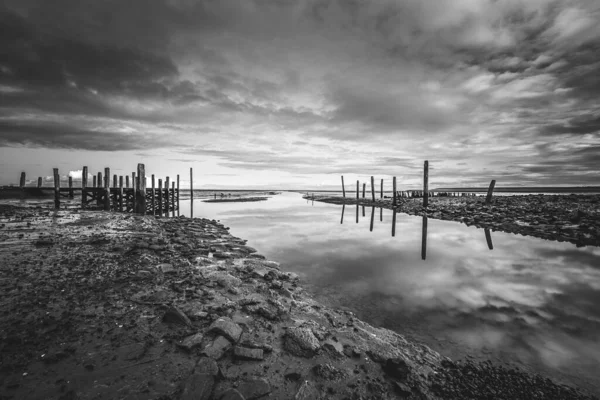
[340, 161, 496, 207]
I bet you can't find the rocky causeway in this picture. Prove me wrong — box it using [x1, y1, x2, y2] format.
[0, 203, 598, 399]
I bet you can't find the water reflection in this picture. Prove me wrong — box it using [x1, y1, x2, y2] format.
[422, 215, 427, 260]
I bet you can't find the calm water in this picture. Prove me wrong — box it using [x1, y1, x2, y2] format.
[180, 192, 600, 394]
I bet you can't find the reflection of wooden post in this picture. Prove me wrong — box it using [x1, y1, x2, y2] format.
[151, 174, 156, 216]
[355, 204, 359, 224]
[485, 228, 494, 250]
[380, 207, 382, 222]
[371, 176, 375, 201]
[53, 168, 60, 209]
[119, 176, 124, 212]
[136, 164, 146, 215]
[486, 180, 496, 205]
[380, 179, 383, 198]
[362, 183, 366, 198]
[158, 179, 163, 215]
[393, 177, 397, 206]
[82, 166, 88, 208]
[37, 177, 42, 188]
[356, 181, 359, 199]
[370, 206, 375, 232]
[340, 204, 345, 224]
[362, 205, 365, 217]
[423, 160, 429, 208]
[341, 176, 346, 198]
[421, 215, 428, 260]
[392, 210, 397, 237]
[190, 168, 194, 218]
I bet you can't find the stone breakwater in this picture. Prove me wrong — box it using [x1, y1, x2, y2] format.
[316, 194, 600, 248]
[0, 204, 597, 399]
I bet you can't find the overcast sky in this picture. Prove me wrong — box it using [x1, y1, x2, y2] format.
[1, 0, 599, 189]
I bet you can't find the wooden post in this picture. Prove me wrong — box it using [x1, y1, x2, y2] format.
[103, 168, 110, 210]
[190, 168, 194, 218]
[356, 181, 359, 199]
[486, 180, 496, 205]
[171, 181, 176, 217]
[19, 172, 25, 200]
[392, 210, 397, 237]
[136, 164, 146, 215]
[131, 172, 136, 213]
[93, 175, 97, 188]
[393, 176, 397, 206]
[151, 175, 156, 216]
[165, 177, 170, 216]
[119, 176, 124, 212]
[113, 175, 117, 188]
[423, 160, 429, 208]
[369, 206, 375, 232]
[341, 176, 346, 198]
[421, 215, 428, 260]
[370, 176, 375, 201]
[158, 179, 163, 215]
[37, 177, 42, 188]
[53, 168, 60, 209]
[340, 204, 345, 224]
[96, 172, 102, 206]
[68, 176, 73, 198]
[125, 175, 130, 188]
[176, 174, 180, 216]
[81, 166, 88, 209]
[485, 228, 494, 250]
[380, 179, 383, 198]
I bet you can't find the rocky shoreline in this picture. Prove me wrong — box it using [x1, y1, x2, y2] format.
[0, 204, 598, 399]
[313, 194, 600, 248]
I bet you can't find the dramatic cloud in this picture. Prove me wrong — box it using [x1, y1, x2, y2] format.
[1, 0, 599, 188]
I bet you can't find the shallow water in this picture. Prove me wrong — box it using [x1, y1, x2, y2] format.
[181, 192, 600, 394]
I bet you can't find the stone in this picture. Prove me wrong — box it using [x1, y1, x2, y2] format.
[295, 380, 320, 400]
[233, 346, 264, 361]
[195, 357, 219, 376]
[208, 317, 243, 343]
[219, 389, 245, 400]
[202, 336, 232, 360]
[312, 363, 347, 381]
[180, 332, 204, 351]
[237, 378, 271, 399]
[383, 357, 410, 381]
[157, 263, 175, 274]
[323, 339, 344, 357]
[180, 373, 214, 400]
[163, 306, 192, 326]
[206, 271, 242, 288]
[284, 327, 320, 357]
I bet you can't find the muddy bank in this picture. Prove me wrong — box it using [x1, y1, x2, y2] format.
[203, 197, 268, 203]
[0, 204, 597, 399]
[0, 187, 53, 199]
[313, 194, 600, 248]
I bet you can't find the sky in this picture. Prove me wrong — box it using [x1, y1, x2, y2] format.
[1, 0, 599, 189]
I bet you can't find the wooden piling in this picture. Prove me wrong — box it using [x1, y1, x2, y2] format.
[371, 176, 375, 201]
[190, 168, 194, 218]
[102, 168, 110, 210]
[486, 179, 496, 205]
[158, 179, 163, 215]
[356, 181, 359, 199]
[119, 176, 124, 212]
[421, 215, 428, 260]
[393, 177, 397, 206]
[81, 166, 88, 208]
[19, 172, 26, 188]
[136, 164, 146, 215]
[423, 160, 429, 208]
[176, 174, 180, 216]
[53, 168, 60, 209]
[171, 181, 176, 217]
[341, 176, 346, 198]
[37, 177, 42, 188]
[485, 228, 494, 250]
[370, 206, 375, 232]
[165, 177, 170, 216]
[126, 176, 130, 189]
[67, 176, 73, 198]
[362, 183, 366, 198]
[151, 175, 156, 216]
[113, 175, 117, 188]
[93, 175, 97, 188]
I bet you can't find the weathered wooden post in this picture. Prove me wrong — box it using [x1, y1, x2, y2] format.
[81, 166, 88, 208]
[421, 215, 428, 260]
[485, 228, 494, 250]
[37, 177, 42, 188]
[341, 176, 346, 198]
[125, 176, 130, 188]
[158, 179, 163, 215]
[53, 168, 60, 209]
[380, 179, 383, 198]
[96, 172, 103, 206]
[356, 181, 359, 199]
[103, 168, 110, 210]
[131, 172, 136, 212]
[93, 175, 97, 188]
[176, 174, 180, 215]
[392, 210, 397, 237]
[190, 168, 194, 218]
[486, 180, 496, 205]
[340, 204, 345, 224]
[370, 206, 375, 232]
[113, 175, 117, 188]
[172, 181, 176, 217]
[371, 176, 375, 201]
[151, 174, 156, 216]
[136, 164, 146, 215]
[165, 177, 170, 216]
[423, 160, 429, 208]
[68, 176, 74, 198]
[119, 176, 124, 212]
[393, 177, 397, 206]
[19, 172, 25, 200]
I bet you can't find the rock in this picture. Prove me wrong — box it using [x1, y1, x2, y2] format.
[180, 373, 214, 400]
[237, 378, 271, 399]
[234, 346, 264, 361]
[295, 380, 320, 400]
[323, 339, 344, 357]
[394, 382, 412, 397]
[195, 357, 219, 376]
[202, 336, 232, 360]
[312, 363, 347, 381]
[180, 332, 204, 351]
[219, 388, 245, 400]
[284, 327, 320, 357]
[206, 271, 242, 288]
[163, 306, 192, 326]
[208, 317, 243, 343]
[157, 263, 175, 274]
[383, 357, 410, 381]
